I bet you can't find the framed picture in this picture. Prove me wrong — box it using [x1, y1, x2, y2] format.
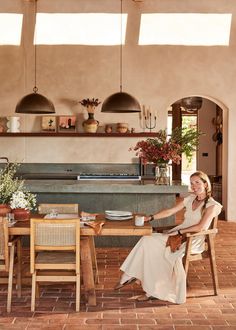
[0, 117, 8, 133]
[41, 116, 57, 132]
[58, 116, 77, 132]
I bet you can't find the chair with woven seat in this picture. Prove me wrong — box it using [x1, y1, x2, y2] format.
[38, 203, 99, 284]
[30, 218, 80, 311]
[183, 216, 219, 295]
[0, 217, 22, 313]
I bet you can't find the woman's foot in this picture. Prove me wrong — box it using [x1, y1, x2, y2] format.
[114, 277, 136, 290]
[136, 294, 151, 302]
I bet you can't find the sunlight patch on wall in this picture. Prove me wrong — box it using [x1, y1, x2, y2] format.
[139, 13, 232, 46]
[35, 13, 127, 45]
[0, 13, 23, 45]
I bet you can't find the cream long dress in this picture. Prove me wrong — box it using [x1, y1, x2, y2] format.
[120, 195, 222, 304]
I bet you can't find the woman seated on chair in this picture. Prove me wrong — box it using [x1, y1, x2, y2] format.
[114, 171, 222, 304]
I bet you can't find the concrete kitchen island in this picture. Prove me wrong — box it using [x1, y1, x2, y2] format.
[25, 179, 188, 247]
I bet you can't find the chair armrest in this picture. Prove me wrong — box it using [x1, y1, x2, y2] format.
[154, 225, 176, 233]
[186, 228, 218, 237]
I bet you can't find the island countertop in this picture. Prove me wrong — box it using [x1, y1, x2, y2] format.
[25, 179, 188, 194]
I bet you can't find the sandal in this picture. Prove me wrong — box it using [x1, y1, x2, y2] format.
[114, 277, 136, 290]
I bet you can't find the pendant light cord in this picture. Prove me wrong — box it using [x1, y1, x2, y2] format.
[120, 0, 123, 93]
[33, 0, 38, 93]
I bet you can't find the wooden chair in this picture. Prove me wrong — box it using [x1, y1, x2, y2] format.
[38, 203, 99, 284]
[183, 216, 219, 295]
[0, 217, 22, 313]
[30, 218, 80, 311]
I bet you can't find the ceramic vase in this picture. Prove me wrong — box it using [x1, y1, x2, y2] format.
[7, 117, 20, 133]
[0, 204, 11, 217]
[12, 208, 30, 221]
[83, 113, 99, 133]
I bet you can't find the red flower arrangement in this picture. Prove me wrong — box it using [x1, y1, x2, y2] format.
[130, 130, 182, 165]
[130, 127, 202, 165]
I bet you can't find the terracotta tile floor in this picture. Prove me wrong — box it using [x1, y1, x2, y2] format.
[1, 220, 236, 329]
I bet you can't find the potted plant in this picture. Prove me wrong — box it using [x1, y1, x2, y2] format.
[0, 162, 37, 218]
[0, 163, 24, 216]
[79, 98, 101, 133]
[10, 190, 36, 221]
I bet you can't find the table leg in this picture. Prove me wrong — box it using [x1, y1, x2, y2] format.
[80, 237, 96, 306]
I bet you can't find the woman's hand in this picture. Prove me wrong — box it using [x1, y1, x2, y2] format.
[144, 215, 151, 222]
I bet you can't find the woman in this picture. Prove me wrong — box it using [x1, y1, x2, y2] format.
[114, 171, 222, 304]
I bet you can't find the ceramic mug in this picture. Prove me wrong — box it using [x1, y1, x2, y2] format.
[135, 215, 145, 226]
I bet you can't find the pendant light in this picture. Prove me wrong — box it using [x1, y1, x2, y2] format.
[101, 0, 141, 113]
[181, 96, 202, 113]
[15, 0, 55, 114]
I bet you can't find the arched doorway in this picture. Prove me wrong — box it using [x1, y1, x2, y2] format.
[168, 95, 227, 219]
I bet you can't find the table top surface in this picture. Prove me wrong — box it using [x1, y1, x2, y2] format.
[8, 214, 152, 236]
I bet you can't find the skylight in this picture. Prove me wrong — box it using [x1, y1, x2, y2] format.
[35, 13, 127, 45]
[139, 13, 232, 46]
[0, 13, 23, 45]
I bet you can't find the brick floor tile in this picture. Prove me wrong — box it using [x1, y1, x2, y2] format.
[102, 326, 137, 330]
[120, 318, 156, 324]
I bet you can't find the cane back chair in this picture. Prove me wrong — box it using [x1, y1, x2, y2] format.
[30, 218, 80, 311]
[38, 203, 98, 284]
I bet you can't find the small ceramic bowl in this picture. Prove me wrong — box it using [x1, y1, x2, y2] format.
[116, 123, 128, 133]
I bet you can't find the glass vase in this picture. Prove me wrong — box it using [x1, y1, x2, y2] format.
[155, 163, 171, 185]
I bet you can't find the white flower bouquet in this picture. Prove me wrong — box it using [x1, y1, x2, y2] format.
[10, 190, 36, 211]
[0, 163, 24, 204]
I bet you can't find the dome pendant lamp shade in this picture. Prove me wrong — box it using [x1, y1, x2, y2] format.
[15, 89, 55, 114]
[15, 0, 55, 115]
[101, 0, 141, 113]
[101, 91, 141, 113]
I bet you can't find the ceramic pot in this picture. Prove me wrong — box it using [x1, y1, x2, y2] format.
[12, 208, 30, 221]
[83, 113, 99, 133]
[116, 123, 128, 133]
[0, 204, 11, 217]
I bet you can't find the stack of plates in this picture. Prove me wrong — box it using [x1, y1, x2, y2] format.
[105, 210, 133, 221]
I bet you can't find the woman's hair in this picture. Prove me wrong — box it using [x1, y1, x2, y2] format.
[190, 171, 212, 214]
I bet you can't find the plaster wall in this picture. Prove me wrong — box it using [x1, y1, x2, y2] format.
[0, 0, 236, 220]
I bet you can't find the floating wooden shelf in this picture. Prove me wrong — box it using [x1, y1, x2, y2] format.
[0, 132, 158, 137]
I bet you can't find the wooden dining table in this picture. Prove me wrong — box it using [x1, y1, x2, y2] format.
[8, 214, 153, 306]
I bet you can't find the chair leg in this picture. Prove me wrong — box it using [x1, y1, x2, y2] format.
[207, 235, 219, 295]
[76, 273, 80, 312]
[89, 237, 99, 284]
[183, 237, 193, 275]
[16, 239, 22, 298]
[7, 244, 15, 313]
[31, 272, 36, 312]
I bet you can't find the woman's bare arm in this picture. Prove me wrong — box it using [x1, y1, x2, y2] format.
[145, 198, 185, 222]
